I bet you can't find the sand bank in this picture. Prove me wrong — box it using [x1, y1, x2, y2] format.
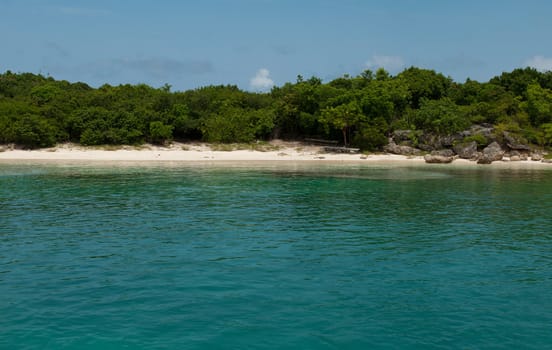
[0, 141, 550, 168]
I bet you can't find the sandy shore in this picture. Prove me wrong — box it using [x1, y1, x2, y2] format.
[0, 141, 550, 168]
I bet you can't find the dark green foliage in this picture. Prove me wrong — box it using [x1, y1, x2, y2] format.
[202, 106, 274, 143]
[397, 67, 452, 109]
[525, 83, 552, 126]
[490, 67, 546, 96]
[149, 121, 174, 144]
[462, 133, 488, 147]
[413, 98, 470, 134]
[9, 114, 57, 148]
[353, 117, 389, 151]
[1, 67, 551, 151]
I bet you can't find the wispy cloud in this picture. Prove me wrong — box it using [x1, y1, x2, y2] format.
[525, 55, 552, 72]
[250, 68, 274, 91]
[365, 55, 405, 72]
[59, 6, 111, 16]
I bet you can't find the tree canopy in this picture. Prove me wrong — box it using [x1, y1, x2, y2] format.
[1, 67, 552, 149]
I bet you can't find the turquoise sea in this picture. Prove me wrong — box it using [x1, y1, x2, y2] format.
[1, 161, 552, 349]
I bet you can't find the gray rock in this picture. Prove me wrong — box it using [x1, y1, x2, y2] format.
[461, 125, 494, 140]
[503, 131, 531, 151]
[531, 153, 543, 161]
[384, 140, 422, 156]
[418, 133, 442, 150]
[510, 155, 521, 162]
[453, 141, 478, 159]
[418, 143, 436, 152]
[542, 159, 552, 164]
[482, 142, 504, 161]
[509, 150, 520, 157]
[439, 134, 463, 147]
[477, 154, 494, 164]
[431, 149, 455, 157]
[392, 130, 414, 142]
[424, 154, 454, 164]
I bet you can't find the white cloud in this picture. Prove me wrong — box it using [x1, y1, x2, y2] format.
[365, 55, 405, 72]
[250, 68, 274, 91]
[525, 55, 552, 72]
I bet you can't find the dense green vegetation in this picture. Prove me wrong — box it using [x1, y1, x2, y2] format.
[1, 67, 552, 149]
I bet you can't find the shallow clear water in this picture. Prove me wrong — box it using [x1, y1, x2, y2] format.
[1, 162, 552, 349]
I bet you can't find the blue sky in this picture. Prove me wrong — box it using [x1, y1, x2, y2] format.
[2, 0, 552, 91]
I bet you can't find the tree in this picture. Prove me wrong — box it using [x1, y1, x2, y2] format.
[320, 101, 363, 146]
[149, 121, 174, 144]
[10, 114, 57, 148]
[397, 67, 452, 109]
[414, 98, 469, 134]
[490, 67, 543, 97]
[201, 105, 274, 143]
[525, 83, 552, 126]
[542, 123, 552, 146]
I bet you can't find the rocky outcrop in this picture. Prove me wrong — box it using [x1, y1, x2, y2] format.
[477, 142, 504, 164]
[477, 155, 493, 164]
[503, 131, 531, 151]
[507, 151, 528, 161]
[417, 134, 442, 151]
[453, 141, 478, 159]
[431, 149, 455, 157]
[439, 134, 463, 147]
[424, 154, 454, 163]
[384, 140, 422, 156]
[461, 124, 494, 136]
[392, 130, 414, 143]
[382, 126, 541, 165]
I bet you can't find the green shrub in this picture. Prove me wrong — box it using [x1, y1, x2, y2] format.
[149, 121, 173, 144]
[463, 133, 488, 146]
[11, 114, 57, 148]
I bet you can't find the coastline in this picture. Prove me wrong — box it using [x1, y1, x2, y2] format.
[0, 141, 550, 168]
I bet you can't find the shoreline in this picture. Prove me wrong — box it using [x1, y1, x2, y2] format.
[0, 142, 550, 168]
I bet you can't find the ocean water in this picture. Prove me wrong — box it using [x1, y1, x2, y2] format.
[1, 161, 552, 349]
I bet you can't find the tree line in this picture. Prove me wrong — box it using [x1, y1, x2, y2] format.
[1, 67, 552, 149]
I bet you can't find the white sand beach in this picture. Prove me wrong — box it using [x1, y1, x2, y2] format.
[0, 141, 550, 167]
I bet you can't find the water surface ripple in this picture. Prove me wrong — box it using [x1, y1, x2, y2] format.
[1, 163, 551, 349]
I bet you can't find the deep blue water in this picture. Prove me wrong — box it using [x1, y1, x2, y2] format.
[1, 161, 552, 349]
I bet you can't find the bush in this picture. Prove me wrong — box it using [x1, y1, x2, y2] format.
[10, 114, 57, 148]
[353, 118, 389, 151]
[149, 121, 173, 144]
[463, 133, 488, 146]
[353, 129, 387, 151]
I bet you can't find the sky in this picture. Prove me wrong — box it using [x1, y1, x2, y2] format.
[2, 0, 552, 92]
